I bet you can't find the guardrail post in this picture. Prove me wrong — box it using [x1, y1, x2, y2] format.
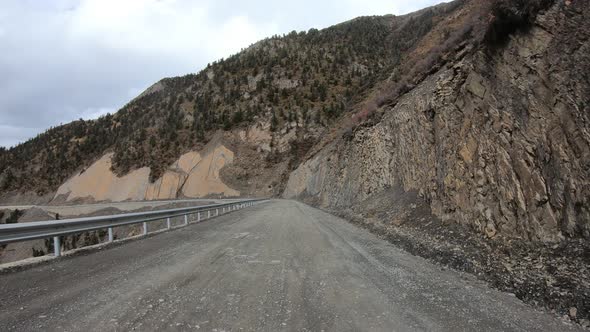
[108, 227, 114, 242]
[143, 222, 148, 235]
[167, 217, 171, 230]
[216, 208, 219, 216]
[197, 212, 201, 222]
[184, 214, 188, 225]
[208, 210, 211, 218]
[53, 236, 61, 257]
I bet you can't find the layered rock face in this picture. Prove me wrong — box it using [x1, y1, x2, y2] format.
[285, 3, 590, 242]
[55, 142, 239, 202]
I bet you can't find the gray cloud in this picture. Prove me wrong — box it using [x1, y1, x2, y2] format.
[0, 0, 446, 147]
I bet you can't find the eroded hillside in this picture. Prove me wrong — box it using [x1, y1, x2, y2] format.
[285, 0, 590, 242]
[0, 3, 463, 202]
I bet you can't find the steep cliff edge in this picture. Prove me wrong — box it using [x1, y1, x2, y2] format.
[285, 1, 590, 243]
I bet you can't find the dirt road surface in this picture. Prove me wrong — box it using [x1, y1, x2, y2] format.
[0, 200, 580, 331]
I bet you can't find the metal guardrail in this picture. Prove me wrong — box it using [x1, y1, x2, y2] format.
[0, 199, 266, 257]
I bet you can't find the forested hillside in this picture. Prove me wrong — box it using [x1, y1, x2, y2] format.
[0, 2, 463, 197]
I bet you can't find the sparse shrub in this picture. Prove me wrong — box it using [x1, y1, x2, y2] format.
[32, 248, 45, 257]
[485, 0, 556, 46]
[342, 128, 354, 141]
[352, 102, 377, 124]
[270, 112, 279, 132]
[232, 110, 244, 124]
[5, 209, 23, 224]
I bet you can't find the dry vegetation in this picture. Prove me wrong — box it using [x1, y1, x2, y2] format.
[349, 0, 557, 130]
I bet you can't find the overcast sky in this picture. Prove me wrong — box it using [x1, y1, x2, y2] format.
[0, 0, 446, 148]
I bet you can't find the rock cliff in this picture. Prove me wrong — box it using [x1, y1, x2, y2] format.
[285, 1, 590, 243]
[55, 140, 239, 202]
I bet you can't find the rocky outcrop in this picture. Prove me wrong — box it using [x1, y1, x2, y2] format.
[55, 142, 239, 202]
[55, 153, 151, 202]
[180, 145, 239, 198]
[285, 2, 590, 242]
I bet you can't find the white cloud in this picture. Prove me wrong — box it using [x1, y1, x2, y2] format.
[65, 0, 277, 62]
[211, 15, 279, 59]
[0, 125, 43, 148]
[69, 106, 116, 122]
[342, 0, 402, 16]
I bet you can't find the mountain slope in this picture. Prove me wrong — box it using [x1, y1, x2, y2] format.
[0, 3, 462, 201]
[286, 0, 590, 242]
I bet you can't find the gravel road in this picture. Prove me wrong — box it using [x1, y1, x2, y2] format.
[0, 200, 581, 331]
